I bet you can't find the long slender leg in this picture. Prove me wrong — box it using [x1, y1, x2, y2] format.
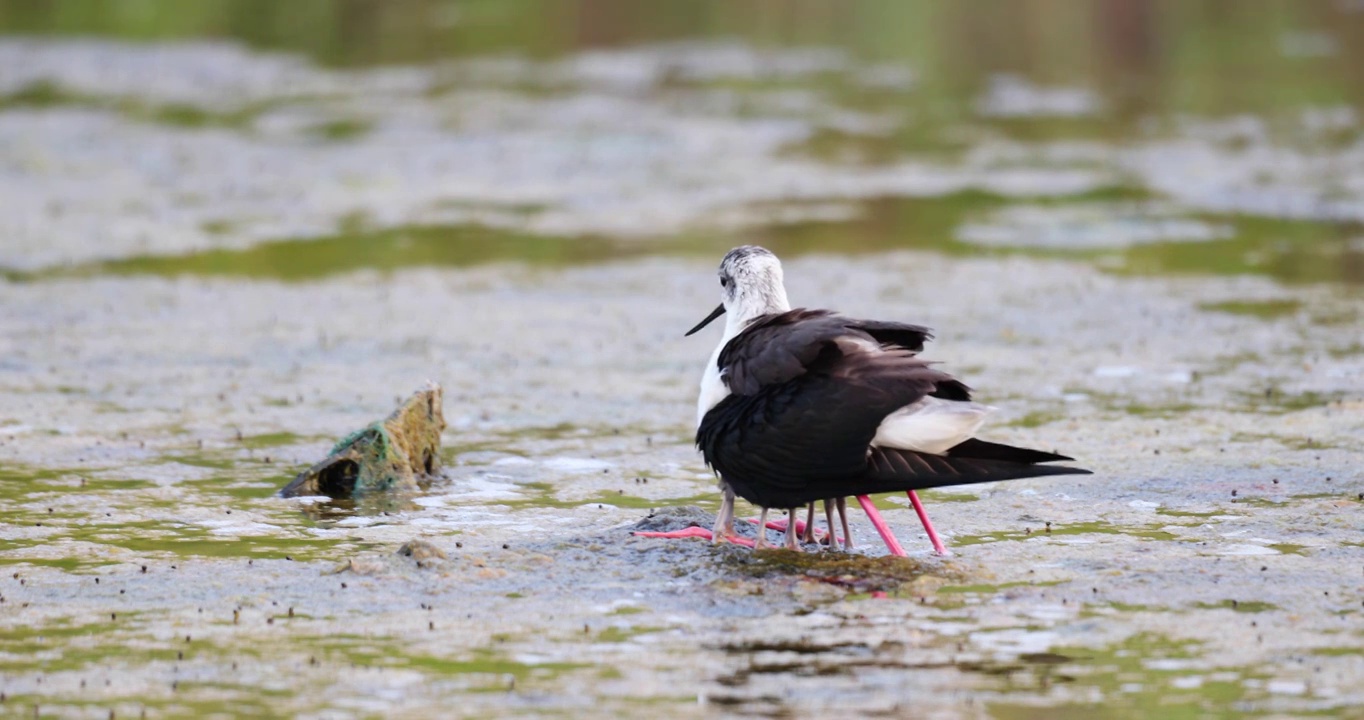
[783, 508, 802, 550]
[801, 502, 817, 544]
[906, 490, 950, 556]
[837, 497, 853, 550]
[822, 500, 837, 549]
[747, 516, 799, 532]
[712, 484, 737, 544]
[855, 495, 906, 557]
[753, 507, 772, 550]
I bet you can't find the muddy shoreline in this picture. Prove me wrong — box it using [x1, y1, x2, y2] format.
[2, 252, 1360, 717]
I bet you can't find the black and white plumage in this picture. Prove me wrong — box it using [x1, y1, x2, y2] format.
[687, 245, 1091, 553]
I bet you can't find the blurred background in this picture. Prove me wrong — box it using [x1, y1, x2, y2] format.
[2, 0, 1363, 282]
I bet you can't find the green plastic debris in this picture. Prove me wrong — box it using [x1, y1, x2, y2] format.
[278, 381, 445, 498]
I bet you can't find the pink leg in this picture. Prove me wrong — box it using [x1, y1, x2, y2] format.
[632, 527, 755, 548]
[750, 516, 800, 533]
[751, 516, 842, 546]
[855, 495, 906, 557]
[906, 491, 950, 556]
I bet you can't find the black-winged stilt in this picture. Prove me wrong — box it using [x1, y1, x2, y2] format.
[638, 246, 1090, 555]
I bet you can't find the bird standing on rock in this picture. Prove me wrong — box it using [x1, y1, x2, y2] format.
[639, 245, 1091, 555]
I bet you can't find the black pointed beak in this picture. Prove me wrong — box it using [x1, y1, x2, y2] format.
[685, 304, 726, 336]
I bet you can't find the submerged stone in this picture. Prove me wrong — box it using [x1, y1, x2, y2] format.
[278, 382, 446, 498]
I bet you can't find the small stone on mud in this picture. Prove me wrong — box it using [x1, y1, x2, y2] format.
[397, 539, 447, 561]
[630, 505, 715, 533]
[329, 558, 386, 575]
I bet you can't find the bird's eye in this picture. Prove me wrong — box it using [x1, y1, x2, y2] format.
[719, 277, 729, 288]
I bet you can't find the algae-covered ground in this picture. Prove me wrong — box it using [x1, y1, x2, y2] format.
[2, 3, 1364, 718]
[2, 254, 1360, 718]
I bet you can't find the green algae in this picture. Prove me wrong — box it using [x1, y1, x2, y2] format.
[721, 547, 954, 593]
[987, 633, 1265, 720]
[938, 579, 1066, 595]
[0, 460, 348, 563]
[11, 187, 1362, 288]
[27, 225, 648, 282]
[405, 653, 590, 687]
[917, 489, 980, 504]
[0, 557, 118, 572]
[1200, 299, 1304, 319]
[1193, 600, 1280, 613]
[307, 634, 590, 689]
[594, 625, 664, 643]
[309, 118, 372, 141]
[1311, 647, 1364, 657]
[0, 615, 193, 673]
[1108, 602, 1157, 613]
[1004, 410, 1066, 428]
[1235, 389, 1345, 414]
[0, 79, 267, 129]
[1157, 508, 1225, 518]
[953, 522, 1180, 547]
[1118, 403, 1201, 418]
[164, 454, 237, 470]
[0, 79, 68, 108]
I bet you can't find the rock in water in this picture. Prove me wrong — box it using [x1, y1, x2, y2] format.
[278, 381, 446, 498]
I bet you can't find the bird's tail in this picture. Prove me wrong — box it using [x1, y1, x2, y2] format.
[945, 438, 1077, 464]
[858, 442, 1091, 494]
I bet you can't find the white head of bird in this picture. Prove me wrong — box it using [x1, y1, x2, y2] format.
[688, 246, 793, 425]
[685, 245, 792, 343]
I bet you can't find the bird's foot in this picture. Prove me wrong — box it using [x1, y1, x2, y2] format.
[632, 527, 755, 548]
[718, 532, 754, 548]
[632, 527, 712, 541]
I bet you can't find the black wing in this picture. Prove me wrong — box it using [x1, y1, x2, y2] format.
[718, 309, 946, 396]
[946, 438, 1074, 464]
[717, 309, 847, 396]
[848, 319, 933, 353]
[698, 344, 964, 508]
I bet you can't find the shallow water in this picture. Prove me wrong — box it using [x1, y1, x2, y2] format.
[2, 2, 1363, 718]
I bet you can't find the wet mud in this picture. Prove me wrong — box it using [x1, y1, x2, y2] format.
[2, 251, 1360, 717]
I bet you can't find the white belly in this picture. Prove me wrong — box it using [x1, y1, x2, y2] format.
[870, 396, 993, 455]
[696, 345, 730, 427]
